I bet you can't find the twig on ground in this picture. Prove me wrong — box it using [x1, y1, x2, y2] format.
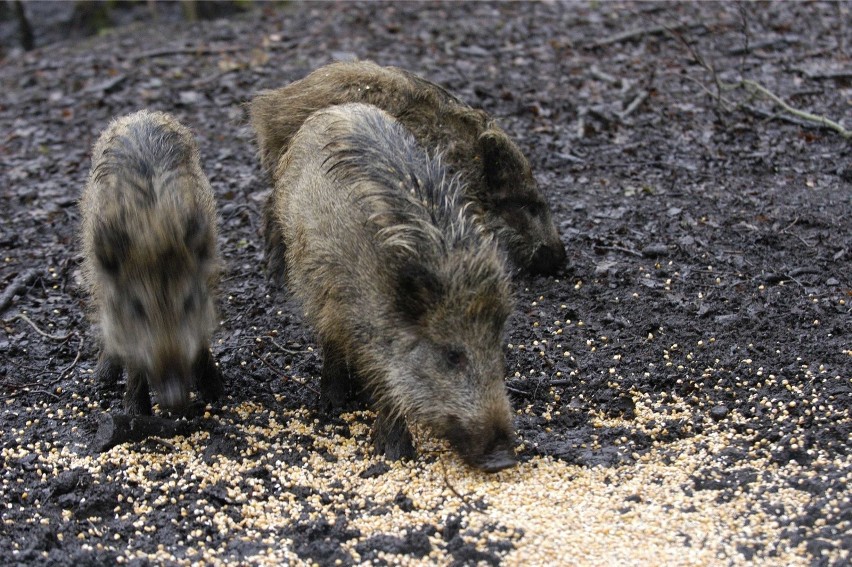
[725, 37, 801, 57]
[0, 269, 39, 314]
[780, 217, 799, 234]
[588, 64, 621, 86]
[589, 22, 700, 48]
[598, 245, 645, 258]
[735, 2, 750, 76]
[256, 352, 320, 395]
[796, 69, 852, 81]
[57, 335, 84, 382]
[131, 45, 242, 61]
[739, 79, 851, 138]
[192, 67, 239, 87]
[1, 333, 82, 396]
[438, 458, 479, 511]
[263, 335, 304, 356]
[737, 102, 818, 131]
[28, 389, 60, 401]
[668, 27, 851, 139]
[5, 313, 74, 341]
[620, 90, 649, 119]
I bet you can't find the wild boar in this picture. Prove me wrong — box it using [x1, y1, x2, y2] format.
[267, 103, 517, 472]
[80, 110, 223, 415]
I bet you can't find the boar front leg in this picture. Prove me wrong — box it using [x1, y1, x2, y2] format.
[194, 347, 224, 402]
[123, 370, 152, 416]
[94, 354, 122, 386]
[372, 409, 415, 461]
[319, 339, 353, 411]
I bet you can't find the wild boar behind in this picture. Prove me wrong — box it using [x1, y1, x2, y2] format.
[251, 60, 566, 277]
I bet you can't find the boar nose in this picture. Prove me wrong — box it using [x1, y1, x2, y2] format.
[529, 242, 567, 275]
[477, 448, 517, 473]
[159, 370, 190, 409]
[469, 427, 517, 473]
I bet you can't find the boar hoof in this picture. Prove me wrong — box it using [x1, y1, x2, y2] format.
[123, 371, 152, 416]
[94, 356, 122, 386]
[194, 348, 224, 402]
[373, 412, 415, 461]
[319, 373, 351, 412]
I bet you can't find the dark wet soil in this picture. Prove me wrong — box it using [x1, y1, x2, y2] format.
[1, 1, 850, 565]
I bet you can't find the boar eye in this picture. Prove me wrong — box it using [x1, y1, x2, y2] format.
[445, 348, 468, 370]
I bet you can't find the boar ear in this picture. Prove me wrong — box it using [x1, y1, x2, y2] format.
[478, 128, 529, 201]
[395, 262, 445, 322]
[93, 221, 129, 277]
[184, 211, 213, 262]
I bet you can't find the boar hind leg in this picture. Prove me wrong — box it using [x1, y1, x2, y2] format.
[94, 355, 122, 386]
[194, 347, 224, 403]
[263, 200, 288, 283]
[319, 339, 353, 411]
[123, 370, 152, 416]
[372, 409, 415, 461]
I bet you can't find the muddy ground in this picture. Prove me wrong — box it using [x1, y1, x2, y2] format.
[1, 1, 850, 565]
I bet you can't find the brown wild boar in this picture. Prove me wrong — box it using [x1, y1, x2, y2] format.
[268, 103, 517, 472]
[250, 60, 566, 277]
[80, 110, 223, 415]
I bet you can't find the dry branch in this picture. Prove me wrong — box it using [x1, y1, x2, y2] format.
[620, 90, 649, 119]
[0, 269, 38, 314]
[5, 313, 74, 341]
[738, 79, 851, 138]
[589, 22, 701, 48]
[669, 28, 851, 139]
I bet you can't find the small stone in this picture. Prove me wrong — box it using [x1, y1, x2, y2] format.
[710, 405, 729, 421]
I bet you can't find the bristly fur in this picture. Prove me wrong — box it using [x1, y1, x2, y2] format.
[82, 110, 221, 307]
[322, 109, 484, 259]
[92, 119, 190, 180]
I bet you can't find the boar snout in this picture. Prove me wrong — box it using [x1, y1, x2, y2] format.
[154, 364, 192, 409]
[446, 418, 517, 473]
[477, 448, 518, 473]
[529, 241, 568, 276]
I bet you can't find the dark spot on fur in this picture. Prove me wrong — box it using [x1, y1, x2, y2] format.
[184, 211, 211, 262]
[93, 222, 130, 276]
[395, 262, 445, 322]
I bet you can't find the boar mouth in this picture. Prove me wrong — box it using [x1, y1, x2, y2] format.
[444, 419, 517, 473]
[527, 241, 567, 276]
[472, 449, 517, 473]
